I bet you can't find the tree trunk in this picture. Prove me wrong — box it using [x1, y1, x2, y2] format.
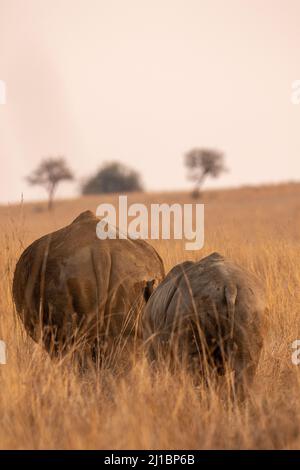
[48, 185, 55, 211]
[192, 171, 207, 199]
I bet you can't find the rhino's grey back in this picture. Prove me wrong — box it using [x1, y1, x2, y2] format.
[143, 252, 266, 337]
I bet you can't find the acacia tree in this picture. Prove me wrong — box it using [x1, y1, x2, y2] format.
[27, 157, 74, 210]
[184, 148, 227, 198]
[82, 161, 143, 195]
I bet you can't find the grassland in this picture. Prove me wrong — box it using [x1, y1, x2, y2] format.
[0, 183, 300, 449]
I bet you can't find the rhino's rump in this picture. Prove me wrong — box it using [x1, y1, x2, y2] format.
[143, 254, 265, 371]
[13, 212, 165, 355]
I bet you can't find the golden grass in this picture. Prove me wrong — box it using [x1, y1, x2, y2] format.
[1, 183, 300, 449]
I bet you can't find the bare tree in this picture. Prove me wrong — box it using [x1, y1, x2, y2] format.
[27, 157, 74, 210]
[184, 148, 227, 198]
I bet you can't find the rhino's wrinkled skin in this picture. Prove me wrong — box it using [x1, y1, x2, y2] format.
[13, 211, 165, 363]
[143, 252, 267, 398]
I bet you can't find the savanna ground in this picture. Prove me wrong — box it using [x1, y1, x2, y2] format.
[0, 183, 300, 449]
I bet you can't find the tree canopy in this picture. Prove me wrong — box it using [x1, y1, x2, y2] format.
[82, 162, 143, 195]
[27, 157, 73, 210]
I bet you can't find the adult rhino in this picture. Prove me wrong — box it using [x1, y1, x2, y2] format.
[13, 211, 165, 365]
[143, 252, 266, 398]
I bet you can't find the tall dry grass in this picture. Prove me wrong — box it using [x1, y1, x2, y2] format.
[0, 183, 300, 449]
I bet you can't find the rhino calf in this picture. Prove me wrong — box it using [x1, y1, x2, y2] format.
[143, 252, 267, 399]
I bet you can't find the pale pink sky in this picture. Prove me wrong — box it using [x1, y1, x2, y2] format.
[0, 0, 299, 203]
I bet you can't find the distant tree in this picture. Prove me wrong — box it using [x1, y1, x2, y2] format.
[27, 157, 74, 210]
[184, 148, 227, 198]
[82, 161, 143, 195]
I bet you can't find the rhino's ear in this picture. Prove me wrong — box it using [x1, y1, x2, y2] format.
[144, 279, 155, 302]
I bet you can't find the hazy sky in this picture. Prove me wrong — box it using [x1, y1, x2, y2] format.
[0, 0, 299, 203]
